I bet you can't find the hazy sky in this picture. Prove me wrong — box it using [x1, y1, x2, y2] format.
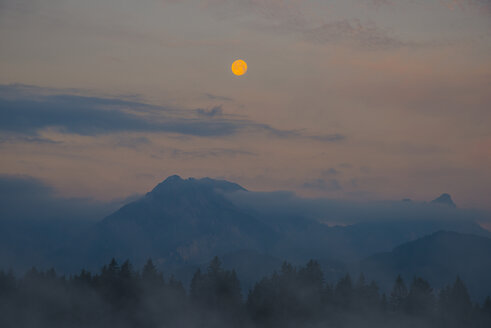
[1, 0, 490, 208]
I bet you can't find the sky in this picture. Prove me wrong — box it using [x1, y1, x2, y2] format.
[1, 0, 490, 209]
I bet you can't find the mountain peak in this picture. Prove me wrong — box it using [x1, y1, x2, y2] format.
[430, 193, 456, 208]
[149, 175, 246, 197]
[164, 174, 183, 183]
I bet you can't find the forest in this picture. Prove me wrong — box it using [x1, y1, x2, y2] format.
[1, 257, 491, 328]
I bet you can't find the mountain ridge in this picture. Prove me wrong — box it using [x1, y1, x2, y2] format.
[360, 230, 491, 300]
[2, 174, 490, 300]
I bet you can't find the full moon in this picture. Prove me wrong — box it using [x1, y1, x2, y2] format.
[231, 59, 248, 76]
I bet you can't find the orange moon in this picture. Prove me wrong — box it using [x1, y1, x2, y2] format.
[231, 59, 248, 76]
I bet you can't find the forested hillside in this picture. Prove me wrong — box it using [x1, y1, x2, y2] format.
[1, 257, 490, 328]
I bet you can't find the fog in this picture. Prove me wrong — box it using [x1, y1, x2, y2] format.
[0, 175, 126, 222]
[2, 174, 490, 228]
[1, 257, 490, 328]
[225, 190, 491, 227]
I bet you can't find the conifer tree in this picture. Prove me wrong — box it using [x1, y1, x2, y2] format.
[390, 274, 408, 311]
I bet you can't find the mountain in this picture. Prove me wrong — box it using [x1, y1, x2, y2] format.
[63, 175, 277, 270]
[3, 174, 491, 300]
[431, 193, 456, 207]
[360, 231, 491, 300]
[35, 176, 491, 272]
[323, 218, 490, 260]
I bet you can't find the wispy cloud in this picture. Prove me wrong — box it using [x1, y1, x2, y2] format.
[366, 0, 491, 13]
[447, 0, 491, 13]
[303, 19, 409, 50]
[196, 105, 224, 117]
[323, 168, 340, 177]
[303, 178, 343, 192]
[0, 84, 346, 142]
[204, 93, 233, 102]
[0, 174, 117, 221]
[0, 135, 62, 145]
[165, 148, 255, 159]
[308, 133, 346, 142]
[226, 188, 491, 226]
[113, 136, 152, 149]
[201, 0, 425, 50]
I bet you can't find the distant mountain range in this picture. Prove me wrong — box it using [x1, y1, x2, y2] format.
[67, 176, 489, 267]
[361, 231, 491, 300]
[1, 175, 490, 299]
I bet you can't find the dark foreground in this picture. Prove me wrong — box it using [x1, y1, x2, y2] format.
[1, 257, 490, 328]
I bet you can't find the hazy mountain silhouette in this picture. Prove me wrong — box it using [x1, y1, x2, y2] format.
[2, 175, 490, 296]
[63, 177, 487, 272]
[66, 176, 277, 270]
[361, 231, 491, 300]
[431, 193, 456, 207]
[319, 219, 490, 261]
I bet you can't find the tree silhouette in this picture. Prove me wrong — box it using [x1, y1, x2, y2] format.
[191, 256, 242, 313]
[297, 260, 324, 316]
[0, 270, 15, 296]
[483, 296, 491, 317]
[1, 258, 491, 328]
[405, 277, 435, 316]
[439, 276, 473, 327]
[334, 274, 354, 309]
[390, 274, 408, 311]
